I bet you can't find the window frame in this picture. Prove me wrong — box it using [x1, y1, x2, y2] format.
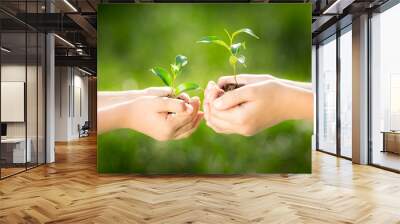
[315, 21, 353, 161]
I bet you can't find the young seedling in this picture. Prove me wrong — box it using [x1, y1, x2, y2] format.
[197, 28, 260, 91]
[150, 55, 200, 98]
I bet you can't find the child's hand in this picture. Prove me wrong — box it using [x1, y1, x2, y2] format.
[98, 87, 173, 109]
[126, 95, 203, 141]
[204, 78, 313, 136]
[98, 87, 203, 141]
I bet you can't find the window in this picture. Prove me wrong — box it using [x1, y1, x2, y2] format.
[0, 2, 47, 179]
[339, 27, 352, 158]
[370, 2, 400, 171]
[317, 35, 337, 154]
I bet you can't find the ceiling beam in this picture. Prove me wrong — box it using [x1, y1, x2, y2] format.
[312, 15, 335, 33]
[11, 13, 82, 32]
[67, 13, 97, 46]
[322, 0, 356, 14]
[55, 55, 96, 71]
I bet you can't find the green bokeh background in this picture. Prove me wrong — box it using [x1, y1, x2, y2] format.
[97, 3, 312, 174]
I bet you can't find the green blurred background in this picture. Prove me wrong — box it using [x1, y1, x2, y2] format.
[97, 3, 312, 174]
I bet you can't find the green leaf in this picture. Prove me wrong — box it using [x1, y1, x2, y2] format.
[150, 67, 172, 86]
[230, 42, 245, 55]
[175, 83, 200, 95]
[175, 55, 188, 68]
[224, 29, 232, 40]
[232, 28, 260, 40]
[197, 36, 230, 51]
[237, 55, 246, 67]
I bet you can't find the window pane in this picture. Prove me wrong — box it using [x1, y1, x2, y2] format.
[312, 45, 317, 151]
[38, 33, 46, 165]
[1, 30, 28, 177]
[318, 36, 337, 154]
[27, 30, 38, 169]
[340, 28, 352, 158]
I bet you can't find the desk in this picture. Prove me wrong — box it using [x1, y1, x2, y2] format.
[382, 131, 400, 154]
[1, 138, 31, 163]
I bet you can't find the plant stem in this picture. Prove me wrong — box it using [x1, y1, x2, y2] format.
[172, 80, 176, 97]
[229, 31, 237, 85]
[233, 64, 237, 85]
[171, 72, 176, 97]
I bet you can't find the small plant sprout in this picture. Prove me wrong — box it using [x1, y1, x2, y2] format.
[150, 55, 200, 98]
[197, 28, 260, 90]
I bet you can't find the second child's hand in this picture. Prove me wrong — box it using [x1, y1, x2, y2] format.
[204, 75, 313, 136]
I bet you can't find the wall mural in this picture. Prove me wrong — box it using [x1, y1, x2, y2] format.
[97, 3, 313, 174]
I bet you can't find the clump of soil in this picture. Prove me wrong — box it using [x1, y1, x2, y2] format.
[222, 83, 244, 92]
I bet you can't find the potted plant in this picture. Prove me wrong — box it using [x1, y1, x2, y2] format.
[197, 28, 260, 91]
[150, 54, 200, 98]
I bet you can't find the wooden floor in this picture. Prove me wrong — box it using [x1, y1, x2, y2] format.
[1, 167, 26, 178]
[1, 136, 400, 224]
[372, 150, 400, 171]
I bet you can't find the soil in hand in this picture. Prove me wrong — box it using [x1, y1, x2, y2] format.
[222, 83, 245, 92]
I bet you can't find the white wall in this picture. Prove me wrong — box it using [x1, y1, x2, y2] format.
[72, 73, 89, 138]
[54, 67, 89, 141]
[55, 67, 69, 141]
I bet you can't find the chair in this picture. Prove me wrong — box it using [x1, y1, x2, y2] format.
[79, 121, 90, 138]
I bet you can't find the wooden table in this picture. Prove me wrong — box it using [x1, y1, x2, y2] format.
[381, 131, 400, 154]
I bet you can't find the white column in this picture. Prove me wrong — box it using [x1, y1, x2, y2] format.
[46, 32, 55, 163]
[45, 0, 56, 163]
[352, 14, 369, 164]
